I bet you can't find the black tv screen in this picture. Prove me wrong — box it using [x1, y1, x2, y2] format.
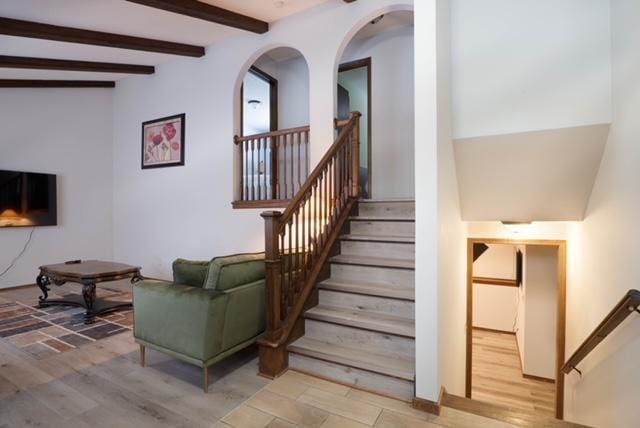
[0, 170, 57, 227]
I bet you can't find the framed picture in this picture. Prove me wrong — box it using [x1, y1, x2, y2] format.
[141, 113, 185, 169]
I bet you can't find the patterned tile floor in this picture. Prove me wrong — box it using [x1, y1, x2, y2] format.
[0, 288, 132, 360]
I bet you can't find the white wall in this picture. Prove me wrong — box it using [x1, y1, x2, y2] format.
[450, 0, 611, 139]
[522, 245, 557, 379]
[414, 0, 441, 402]
[563, 0, 640, 426]
[112, 0, 413, 279]
[0, 89, 113, 288]
[473, 244, 518, 333]
[253, 53, 311, 131]
[276, 56, 310, 130]
[473, 284, 518, 332]
[417, 0, 468, 400]
[473, 244, 515, 279]
[342, 25, 415, 198]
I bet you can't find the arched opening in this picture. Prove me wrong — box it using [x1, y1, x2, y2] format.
[335, 10, 415, 199]
[233, 47, 310, 208]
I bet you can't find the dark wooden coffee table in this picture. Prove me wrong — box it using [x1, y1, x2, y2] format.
[36, 260, 142, 324]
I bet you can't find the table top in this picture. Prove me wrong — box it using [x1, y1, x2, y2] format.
[39, 260, 141, 280]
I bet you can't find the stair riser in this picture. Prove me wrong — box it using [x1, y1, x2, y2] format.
[340, 240, 415, 259]
[331, 264, 415, 289]
[318, 289, 415, 319]
[358, 202, 415, 218]
[289, 354, 414, 401]
[350, 220, 415, 237]
[304, 319, 415, 358]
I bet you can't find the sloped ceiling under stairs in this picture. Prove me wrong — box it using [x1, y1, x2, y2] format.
[454, 124, 610, 222]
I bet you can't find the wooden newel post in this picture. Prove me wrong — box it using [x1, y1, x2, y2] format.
[258, 210, 288, 378]
[350, 112, 361, 198]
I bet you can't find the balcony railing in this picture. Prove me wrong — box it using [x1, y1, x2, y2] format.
[234, 126, 310, 209]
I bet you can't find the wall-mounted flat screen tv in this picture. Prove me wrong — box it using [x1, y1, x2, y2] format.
[0, 170, 57, 227]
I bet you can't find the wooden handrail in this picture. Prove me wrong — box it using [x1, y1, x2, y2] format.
[562, 289, 640, 374]
[234, 125, 310, 204]
[234, 125, 310, 143]
[472, 276, 518, 287]
[258, 112, 361, 378]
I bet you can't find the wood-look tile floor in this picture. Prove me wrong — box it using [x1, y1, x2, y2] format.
[472, 329, 556, 418]
[1, 282, 518, 427]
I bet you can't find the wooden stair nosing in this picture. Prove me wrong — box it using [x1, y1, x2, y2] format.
[330, 254, 415, 270]
[358, 198, 415, 203]
[442, 393, 590, 428]
[349, 216, 415, 222]
[287, 337, 415, 381]
[339, 234, 415, 244]
[318, 279, 415, 301]
[304, 305, 415, 338]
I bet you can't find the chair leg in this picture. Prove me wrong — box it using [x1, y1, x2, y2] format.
[203, 366, 209, 393]
[140, 345, 146, 367]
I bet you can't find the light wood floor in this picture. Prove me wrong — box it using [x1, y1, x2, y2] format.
[472, 329, 556, 417]
[1, 282, 522, 427]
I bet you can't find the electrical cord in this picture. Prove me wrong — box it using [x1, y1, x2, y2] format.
[0, 227, 36, 279]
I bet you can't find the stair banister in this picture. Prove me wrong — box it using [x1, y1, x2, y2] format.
[258, 112, 361, 378]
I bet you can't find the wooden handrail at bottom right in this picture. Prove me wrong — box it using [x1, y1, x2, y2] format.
[562, 289, 640, 374]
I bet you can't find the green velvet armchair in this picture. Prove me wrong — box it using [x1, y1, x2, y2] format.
[133, 253, 266, 392]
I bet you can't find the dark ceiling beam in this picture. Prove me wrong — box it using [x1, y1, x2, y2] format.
[0, 17, 205, 57]
[0, 79, 115, 88]
[125, 0, 268, 34]
[0, 55, 155, 74]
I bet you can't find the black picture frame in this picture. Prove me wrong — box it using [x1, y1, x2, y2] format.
[141, 113, 186, 169]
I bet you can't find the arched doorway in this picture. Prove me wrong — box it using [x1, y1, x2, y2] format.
[336, 10, 415, 199]
[234, 47, 310, 208]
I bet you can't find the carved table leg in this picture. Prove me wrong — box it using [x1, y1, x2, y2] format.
[131, 271, 143, 283]
[82, 281, 97, 324]
[36, 273, 50, 307]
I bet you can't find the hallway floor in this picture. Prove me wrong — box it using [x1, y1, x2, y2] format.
[472, 329, 556, 417]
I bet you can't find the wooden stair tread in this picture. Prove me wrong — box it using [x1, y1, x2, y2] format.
[442, 393, 590, 428]
[304, 305, 415, 337]
[288, 336, 415, 381]
[340, 234, 415, 243]
[358, 198, 415, 203]
[318, 279, 414, 301]
[330, 254, 415, 270]
[349, 216, 415, 222]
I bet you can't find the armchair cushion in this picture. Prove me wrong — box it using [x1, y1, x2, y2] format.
[172, 259, 210, 288]
[204, 252, 265, 291]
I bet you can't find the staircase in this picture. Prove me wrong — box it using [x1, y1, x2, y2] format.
[287, 198, 416, 401]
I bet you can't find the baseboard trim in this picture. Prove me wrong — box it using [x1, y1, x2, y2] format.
[522, 373, 555, 384]
[0, 283, 36, 291]
[472, 326, 515, 335]
[412, 386, 445, 416]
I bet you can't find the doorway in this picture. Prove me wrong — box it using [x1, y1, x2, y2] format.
[466, 238, 567, 420]
[338, 57, 371, 198]
[241, 66, 278, 137]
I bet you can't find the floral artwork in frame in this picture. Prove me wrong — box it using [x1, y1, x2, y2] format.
[141, 113, 185, 169]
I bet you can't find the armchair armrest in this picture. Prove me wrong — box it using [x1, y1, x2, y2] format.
[133, 281, 228, 362]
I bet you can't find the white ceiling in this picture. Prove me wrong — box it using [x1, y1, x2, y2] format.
[454, 124, 610, 222]
[0, 0, 330, 81]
